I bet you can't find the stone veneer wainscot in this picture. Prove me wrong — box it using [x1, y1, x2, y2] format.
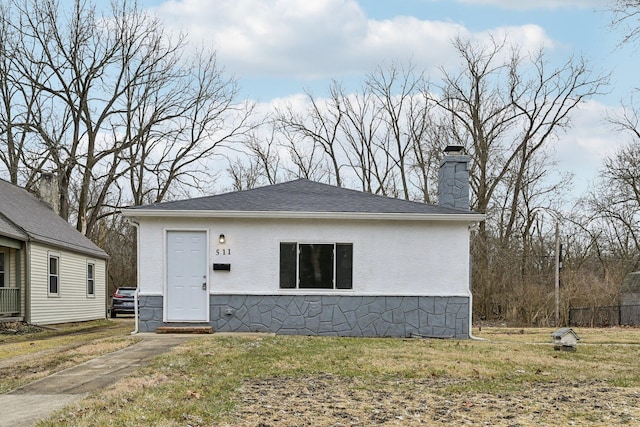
[137, 294, 469, 338]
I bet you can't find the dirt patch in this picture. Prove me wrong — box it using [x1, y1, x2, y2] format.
[0, 322, 44, 335]
[229, 374, 640, 426]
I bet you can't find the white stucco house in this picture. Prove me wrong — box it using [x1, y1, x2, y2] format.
[0, 175, 108, 324]
[123, 147, 484, 338]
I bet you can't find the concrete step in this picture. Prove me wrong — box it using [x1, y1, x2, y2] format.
[156, 326, 213, 334]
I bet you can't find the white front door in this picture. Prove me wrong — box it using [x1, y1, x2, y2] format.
[166, 231, 208, 322]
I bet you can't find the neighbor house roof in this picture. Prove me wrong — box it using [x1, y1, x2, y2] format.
[621, 272, 640, 293]
[123, 179, 485, 222]
[0, 179, 108, 258]
[0, 211, 28, 241]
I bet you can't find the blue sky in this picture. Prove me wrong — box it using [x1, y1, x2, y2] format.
[140, 0, 634, 198]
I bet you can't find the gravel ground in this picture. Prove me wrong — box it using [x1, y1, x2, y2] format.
[228, 374, 640, 426]
[0, 321, 44, 335]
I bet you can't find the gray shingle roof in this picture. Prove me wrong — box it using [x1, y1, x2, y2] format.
[128, 178, 476, 215]
[0, 211, 28, 241]
[0, 179, 107, 258]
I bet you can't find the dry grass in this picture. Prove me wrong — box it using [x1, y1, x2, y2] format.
[36, 326, 640, 426]
[0, 319, 138, 393]
[231, 375, 640, 426]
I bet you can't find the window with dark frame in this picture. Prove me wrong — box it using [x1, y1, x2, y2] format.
[87, 262, 95, 296]
[279, 242, 353, 289]
[49, 255, 59, 295]
[0, 252, 5, 288]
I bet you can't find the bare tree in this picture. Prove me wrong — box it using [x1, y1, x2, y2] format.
[273, 64, 441, 200]
[587, 139, 640, 266]
[124, 46, 256, 206]
[1, 0, 254, 237]
[337, 84, 383, 193]
[226, 157, 262, 192]
[278, 127, 330, 182]
[610, 0, 640, 46]
[585, 97, 640, 270]
[435, 36, 608, 319]
[366, 62, 428, 200]
[225, 126, 283, 191]
[408, 92, 442, 204]
[0, 0, 47, 186]
[275, 84, 346, 187]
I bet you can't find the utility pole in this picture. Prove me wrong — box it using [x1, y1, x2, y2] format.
[555, 221, 560, 326]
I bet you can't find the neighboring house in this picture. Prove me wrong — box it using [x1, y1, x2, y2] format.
[621, 271, 640, 307]
[620, 271, 640, 325]
[123, 147, 484, 338]
[0, 175, 108, 324]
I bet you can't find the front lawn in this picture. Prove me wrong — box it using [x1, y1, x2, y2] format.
[0, 319, 138, 394]
[38, 327, 640, 426]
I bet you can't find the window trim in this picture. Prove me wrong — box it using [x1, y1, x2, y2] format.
[279, 242, 353, 290]
[0, 251, 6, 288]
[48, 252, 60, 297]
[0, 250, 9, 288]
[86, 261, 95, 297]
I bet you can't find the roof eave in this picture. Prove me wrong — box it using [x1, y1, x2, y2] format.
[0, 231, 28, 242]
[28, 234, 109, 259]
[121, 208, 485, 222]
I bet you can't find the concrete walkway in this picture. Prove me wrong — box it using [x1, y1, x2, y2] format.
[0, 334, 192, 427]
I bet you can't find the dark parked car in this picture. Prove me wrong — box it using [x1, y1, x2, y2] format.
[110, 287, 136, 318]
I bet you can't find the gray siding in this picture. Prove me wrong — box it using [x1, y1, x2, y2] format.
[138, 294, 470, 338]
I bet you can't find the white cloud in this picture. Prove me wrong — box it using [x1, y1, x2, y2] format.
[554, 99, 621, 195]
[150, 0, 555, 80]
[153, 0, 368, 78]
[454, 0, 607, 11]
[148, 0, 615, 196]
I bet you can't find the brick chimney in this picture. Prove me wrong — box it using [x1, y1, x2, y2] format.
[438, 145, 470, 210]
[39, 172, 60, 214]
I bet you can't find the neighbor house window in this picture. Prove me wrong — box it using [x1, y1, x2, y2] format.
[48, 254, 59, 295]
[87, 262, 95, 296]
[0, 252, 5, 287]
[280, 243, 353, 289]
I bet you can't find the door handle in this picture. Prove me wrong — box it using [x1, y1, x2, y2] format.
[202, 282, 206, 290]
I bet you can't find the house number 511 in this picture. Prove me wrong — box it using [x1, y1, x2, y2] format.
[216, 249, 230, 255]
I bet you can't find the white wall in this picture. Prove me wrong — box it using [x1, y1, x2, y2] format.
[28, 242, 106, 324]
[137, 216, 472, 297]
